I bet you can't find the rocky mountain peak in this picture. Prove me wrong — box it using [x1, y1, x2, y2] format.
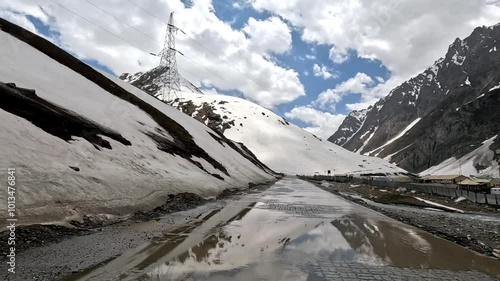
[328, 22, 500, 177]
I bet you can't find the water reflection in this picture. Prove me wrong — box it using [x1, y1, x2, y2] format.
[69, 178, 500, 281]
[332, 214, 500, 278]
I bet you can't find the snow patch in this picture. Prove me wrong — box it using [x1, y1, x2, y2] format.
[359, 127, 378, 155]
[421, 135, 499, 178]
[169, 94, 403, 175]
[489, 83, 500, 92]
[451, 52, 465, 66]
[414, 197, 464, 213]
[0, 30, 275, 225]
[367, 118, 422, 156]
[464, 77, 471, 86]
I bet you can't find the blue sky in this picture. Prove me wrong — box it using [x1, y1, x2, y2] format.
[23, 0, 389, 119]
[207, 0, 391, 118]
[7, 0, 499, 137]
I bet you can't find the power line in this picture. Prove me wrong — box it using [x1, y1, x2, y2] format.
[49, 0, 279, 96]
[82, 0, 159, 44]
[159, 12, 181, 101]
[47, 0, 154, 54]
[126, 0, 166, 25]
[179, 55, 240, 90]
[125, 0, 278, 91]
[51, 0, 240, 91]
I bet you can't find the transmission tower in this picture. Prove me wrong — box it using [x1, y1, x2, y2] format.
[159, 12, 184, 101]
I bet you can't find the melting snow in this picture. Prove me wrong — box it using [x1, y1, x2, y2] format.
[367, 118, 422, 156]
[421, 135, 499, 178]
[414, 197, 464, 213]
[489, 83, 500, 92]
[359, 127, 378, 155]
[451, 52, 465, 66]
[170, 95, 403, 175]
[383, 144, 414, 162]
[0, 30, 276, 224]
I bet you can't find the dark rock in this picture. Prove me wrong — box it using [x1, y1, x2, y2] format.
[0, 82, 132, 150]
[131, 192, 206, 221]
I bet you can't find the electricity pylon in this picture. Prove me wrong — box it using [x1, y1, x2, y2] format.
[158, 12, 184, 101]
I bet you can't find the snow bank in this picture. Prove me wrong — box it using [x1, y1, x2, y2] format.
[169, 94, 405, 175]
[421, 135, 499, 178]
[0, 28, 275, 226]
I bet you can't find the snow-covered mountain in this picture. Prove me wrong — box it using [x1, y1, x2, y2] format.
[329, 23, 500, 178]
[121, 74, 405, 176]
[0, 19, 277, 225]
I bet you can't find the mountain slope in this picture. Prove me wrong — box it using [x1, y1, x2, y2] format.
[119, 65, 405, 175]
[168, 94, 406, 175]
[329, 23, 500, 177]
[0, 19, 276, 225]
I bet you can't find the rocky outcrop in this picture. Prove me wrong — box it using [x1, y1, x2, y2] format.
[328, 109, 367, 146]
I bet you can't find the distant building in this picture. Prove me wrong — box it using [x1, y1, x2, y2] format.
[457, 178, 487, 192]
[387, 176, 411, 183]
[421, 175, 468, 184]
[471, 177, 495, 187]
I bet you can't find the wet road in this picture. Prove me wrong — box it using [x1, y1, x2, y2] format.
[70, 177, 500, 280]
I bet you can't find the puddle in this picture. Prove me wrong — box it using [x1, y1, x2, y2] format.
[68, 178, 500, 280]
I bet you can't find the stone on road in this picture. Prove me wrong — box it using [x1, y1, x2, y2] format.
[69, 177, 500, 280]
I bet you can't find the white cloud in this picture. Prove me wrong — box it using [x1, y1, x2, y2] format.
[250, 0, 500, 116]
[285, 106, 346, 139]
[329, 45, 349, 64]
[243, 16, 292, 55]
[312, 63, 338, 80]
[315, 72, 374, 109]
[344, 76, 403, 110]
[0, 0, 305, 109]
[305, 54, 316, 60]
[0, 10, 37, 33]
[249, 0, 500, 78]
[294, 72, 401, 136]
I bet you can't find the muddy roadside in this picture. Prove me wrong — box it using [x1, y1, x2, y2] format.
[0, 181, 276, 280]
[308, 180, 500, 260]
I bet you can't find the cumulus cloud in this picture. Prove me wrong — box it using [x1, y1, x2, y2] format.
[0, 9, 37, 33]
[305, 54, 316, 60]
[243, 16, 292, 55]
[312, 64, 338, 80]
[249, 0, 500, 78]
[329, 45, 349, 64]
[0, 0, 305, 108]
[251, 0, 500, 135]
[315, 72, 374, 109]
[285, 106, 346, 139]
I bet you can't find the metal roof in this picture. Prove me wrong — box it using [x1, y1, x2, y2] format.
[470, 177, 492, 183]
[422, 175, 464, 180]
[458, 179, 481, 186]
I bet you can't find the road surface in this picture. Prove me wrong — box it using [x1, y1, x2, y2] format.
[66, 177, 500, 280]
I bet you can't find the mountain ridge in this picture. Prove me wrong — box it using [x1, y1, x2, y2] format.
[329, 23, 500, 177]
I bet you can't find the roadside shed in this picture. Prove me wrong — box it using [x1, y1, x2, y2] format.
[422, 175, 468, 184]
[457, 179, 486, 191]
[471, 177, 494, 187]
